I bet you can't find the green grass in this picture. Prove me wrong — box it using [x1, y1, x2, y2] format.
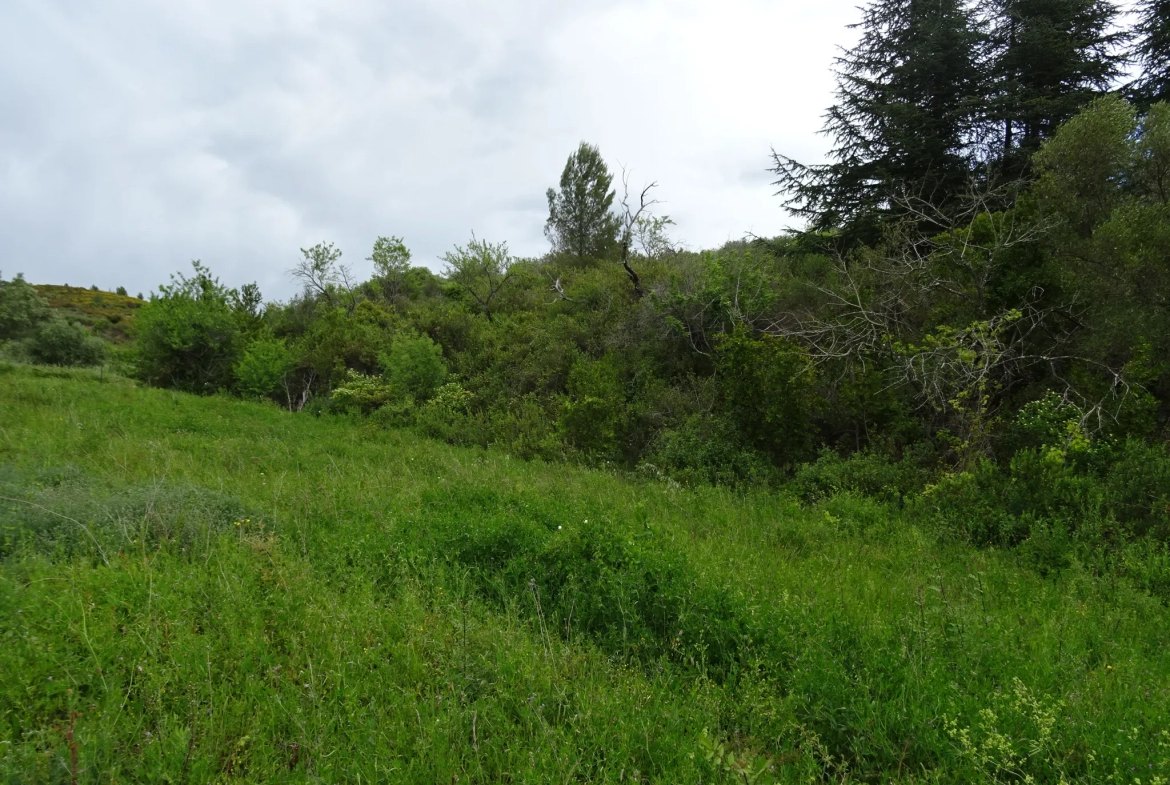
[1, 362, 1168, 783]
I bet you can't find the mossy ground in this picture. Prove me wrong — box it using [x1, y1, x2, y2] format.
[0, 363, 1167, 783]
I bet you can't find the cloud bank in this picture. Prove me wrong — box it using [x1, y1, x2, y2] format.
[1, 0, 858, 299]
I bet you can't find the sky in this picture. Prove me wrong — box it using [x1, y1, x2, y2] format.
[0, 0, 861, 300]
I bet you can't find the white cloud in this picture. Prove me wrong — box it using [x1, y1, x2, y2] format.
[0, 0, 858, 299]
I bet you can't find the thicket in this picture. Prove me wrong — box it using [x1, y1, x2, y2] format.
[10, 0, 1170, 574]
[0, 275, 106, 368]
[2, 367, 1168, 781]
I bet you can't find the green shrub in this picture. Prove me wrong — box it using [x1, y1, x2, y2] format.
[331, 370, 398, 414]
[717, 331, 816, 468]
[645, 413, 775, 487]
[133, 263, 241, 392]
[19, 318, 106, 367]
[558, 357, 624, 461]
[0, 274, 51, 340]
[793, 448, 928, 504]
[380, 332, 447, 401]
[234, 335, 296, 400]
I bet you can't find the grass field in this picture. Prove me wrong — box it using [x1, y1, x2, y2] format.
[0, 362, 1167, 783]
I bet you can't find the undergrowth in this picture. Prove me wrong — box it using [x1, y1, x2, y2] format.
[1, 365, 1168, 782]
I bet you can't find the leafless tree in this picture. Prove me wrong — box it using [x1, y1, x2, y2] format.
[616, 170, 665, 300]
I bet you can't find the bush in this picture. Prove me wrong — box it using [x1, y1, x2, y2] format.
[331, 371, 398, 414]
[234, 335, 296, 400]
[793, 448, 930, 505]
[133, 263, 241, 392]
[24, 318, 105, 367]
[717, 330, 816, 468]
[644, 414, 775, 487]
[0, 274, 51, 341]
[380, 333, 447, 401]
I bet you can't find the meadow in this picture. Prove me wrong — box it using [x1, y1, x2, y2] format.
[1, 362, 1167, 783]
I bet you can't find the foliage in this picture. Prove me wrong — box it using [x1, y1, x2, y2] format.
[545, 142, 620, 263]
[772, 0, 985, 232]
[32, 284, 143, 342]
[3, 366, 1170, 782]
[717, 331, 816, 468]
[380, 332, 447, 402]
[233, 334, 296, 401]
[132, 262, 241, 393]
[0, 274, 53, 341]
[1133, 0, 1170, 106]
[21, 317, 106, 367]
[440, 236, 515, 321]
[368, 235, 412, 301]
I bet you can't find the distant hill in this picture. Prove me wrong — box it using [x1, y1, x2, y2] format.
[33, 284, 144, 342]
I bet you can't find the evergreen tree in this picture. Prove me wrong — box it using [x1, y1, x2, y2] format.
[772, 0, 985, 234]
[545, 142, 620, 262]
[1132, 0, 1170, 107]
[983, 0, 1125, 169]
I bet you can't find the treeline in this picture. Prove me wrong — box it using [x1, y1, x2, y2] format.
[3, 0, 1169, 562]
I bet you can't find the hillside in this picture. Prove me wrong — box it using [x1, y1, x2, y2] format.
[1, 362, 1167, 782]
[33, 284, 144, 343]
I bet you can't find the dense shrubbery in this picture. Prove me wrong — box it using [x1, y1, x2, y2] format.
[0, 274, 106, 367]
[18, 97, 1170, 583]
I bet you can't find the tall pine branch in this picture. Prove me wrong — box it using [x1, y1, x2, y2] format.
[772, 0, 986, 237]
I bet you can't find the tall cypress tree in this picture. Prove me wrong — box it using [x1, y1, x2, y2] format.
[545, 143, 620, 264]
[772, 0, 985, 235]
[983, 0, 1125, 170]
[1132, 0, 1170, 107]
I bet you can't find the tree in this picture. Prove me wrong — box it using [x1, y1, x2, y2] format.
[616, 172, 667, 300]
[380, 333, 448, 401]
[368, 236, 412, 302]
[984, 0, 1126, 169]
[0, 273, 51, 340]
[133, 262, 242, 392]
[290, 242, 355, 311]
[234, 334, 296, 402]
[441, 236, 514, 321]
[545, 142, 620, 263]
[772, 0, 986, 234]
[1132, 0, 1170, 107]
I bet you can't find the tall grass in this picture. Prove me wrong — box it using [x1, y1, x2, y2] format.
[1, 363, 1167, 782]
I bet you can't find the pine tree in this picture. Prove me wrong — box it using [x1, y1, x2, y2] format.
[1133, 0, 1170, 107]
[983, 0, 1126, 169]
[772, 0, 985, 234]
[545, 143, 620, 263]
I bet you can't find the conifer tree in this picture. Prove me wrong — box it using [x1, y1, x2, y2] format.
[772, 0, 985, 234]
[545, 142, 620, 263]
[1132, 0, 1170, 107]
[983, 0, 1125, 169]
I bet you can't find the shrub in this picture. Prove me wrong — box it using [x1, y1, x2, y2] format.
[0, 274, 51, 340]
[717, 330, 816, 468]
[133, 263, 241, 392]
[380, 333, 447, 401]
[558, 357, 623, 461]
[793, 448, 929, 505]
[25, 318, 105, 367]
[331, 371, 398, 414]
[234, 335, 296, 400]
[644, 414, 775, 487]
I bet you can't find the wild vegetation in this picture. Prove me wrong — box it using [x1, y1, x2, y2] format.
[2, 0, 1170, 780]
[1, 365, 1168, 783]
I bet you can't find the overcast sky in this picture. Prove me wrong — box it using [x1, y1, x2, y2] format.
[1, 0, 860, 300]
